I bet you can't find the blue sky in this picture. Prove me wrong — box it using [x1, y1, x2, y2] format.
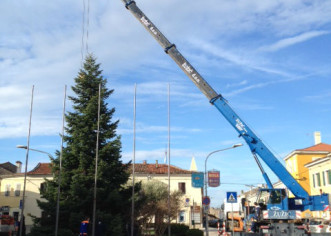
[1, 0, 331, 207]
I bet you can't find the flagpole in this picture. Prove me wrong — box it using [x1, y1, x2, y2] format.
[55, 85, 67, 236]
[131, 84, 137, 236]
[20, 85, 34, 236]
[92, 83, 101, 236]
[167, 83, 171, 236]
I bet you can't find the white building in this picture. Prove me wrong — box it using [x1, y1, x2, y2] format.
[129, 160, 203, 228]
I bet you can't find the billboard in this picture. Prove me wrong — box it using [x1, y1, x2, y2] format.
[208, 170, 220, 187]
[192, 172, 204, 188]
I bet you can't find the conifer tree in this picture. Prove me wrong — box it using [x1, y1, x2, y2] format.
[31, 54, 130, 236]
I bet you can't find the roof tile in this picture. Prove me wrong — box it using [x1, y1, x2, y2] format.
[0, 162, 17, 174]
[297, 143, 331, 152]
[26, 162, 194, 175]
[129, 163, 194, 174]
[28, 163, 52, 175]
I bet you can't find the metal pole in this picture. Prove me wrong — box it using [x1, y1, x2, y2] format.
[167, 83, 171, 236]
[203, 144, 243, 236]
[92, 84, 101, 236]
[19, 85, 34, 236]
[131, 84, 136, 236]
[231, 203, 234, 236]
[55, 85, 67, 236]
[204, 157, 209, 236]
[192, 199, 195, 229]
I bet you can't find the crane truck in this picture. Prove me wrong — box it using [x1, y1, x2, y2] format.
[120, 1, 331, 235]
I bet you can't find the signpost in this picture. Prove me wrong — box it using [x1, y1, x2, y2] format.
[185, 198, 190, 207]
[202, 196, 210, 214]
[227, 192, 237, 236]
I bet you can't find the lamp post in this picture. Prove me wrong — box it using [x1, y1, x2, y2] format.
[204, 143, 243, 236]
[17, 146, 54, 159]
[16, 146, 57, 233]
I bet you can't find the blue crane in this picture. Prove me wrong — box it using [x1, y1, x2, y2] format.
[121, 0, 330, 216]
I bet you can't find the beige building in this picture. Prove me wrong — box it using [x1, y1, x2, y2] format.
[1, 160, 202, 231]
[0, 161, 22, 221]
[0, 163, 52, 233]
[304, 154, 331, 219]
[130, 160, 203, 228]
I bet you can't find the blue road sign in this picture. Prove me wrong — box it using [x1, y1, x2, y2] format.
[202, 196, 210, 205]
[226, 192, 237, 203]
[192, 172, 204, 188]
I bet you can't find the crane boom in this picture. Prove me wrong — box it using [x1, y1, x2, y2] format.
[121, 0, 329, 211]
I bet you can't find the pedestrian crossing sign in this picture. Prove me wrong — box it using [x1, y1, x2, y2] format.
[226, 191, 237, 203]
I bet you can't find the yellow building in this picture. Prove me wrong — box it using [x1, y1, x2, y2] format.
[0, 163, 52, 233]
[284, 142, 331, 196]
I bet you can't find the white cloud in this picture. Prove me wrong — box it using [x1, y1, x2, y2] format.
[302, 90, 331, 104]
[260, 31, 330, 52]
[189, 39, 292, 78]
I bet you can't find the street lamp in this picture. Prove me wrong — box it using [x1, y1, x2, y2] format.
[17, 145, 54, 158]
[204, 143, 243, 236]
[16, 145, 59, 235]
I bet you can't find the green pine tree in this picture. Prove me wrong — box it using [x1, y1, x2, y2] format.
[31, 54, 130, 236]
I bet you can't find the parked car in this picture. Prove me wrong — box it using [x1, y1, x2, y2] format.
[309, 219, 330, 233]
[326, 221, 331, 233]
[208, 219, 221, 228]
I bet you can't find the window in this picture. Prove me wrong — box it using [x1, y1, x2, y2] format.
[268, 190, 282, 204]
[13, 212, 19, 222]
[327, 170, 331, 185]
[179, 211, 185, 223]
[178, 182, 186, 194]
[316, 173, 321, 187]
[5, 184, 10, 197]
[313, 173, 322, 188]
[322, 171, 326, 186]
[40, 182, 47, 193]
[15, 184, 21, 196]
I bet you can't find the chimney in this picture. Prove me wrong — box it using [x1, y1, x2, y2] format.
[155, 160, 158, 168]
[16, 161, 22, 173]
[314, 131, 321, 145]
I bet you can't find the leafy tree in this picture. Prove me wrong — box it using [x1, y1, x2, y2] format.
[30, 54, 130, 236]
[135, 180, 183, 236]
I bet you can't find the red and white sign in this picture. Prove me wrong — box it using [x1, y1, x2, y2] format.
[324, 205, 330, 212]
[208, 170, 220, 187]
